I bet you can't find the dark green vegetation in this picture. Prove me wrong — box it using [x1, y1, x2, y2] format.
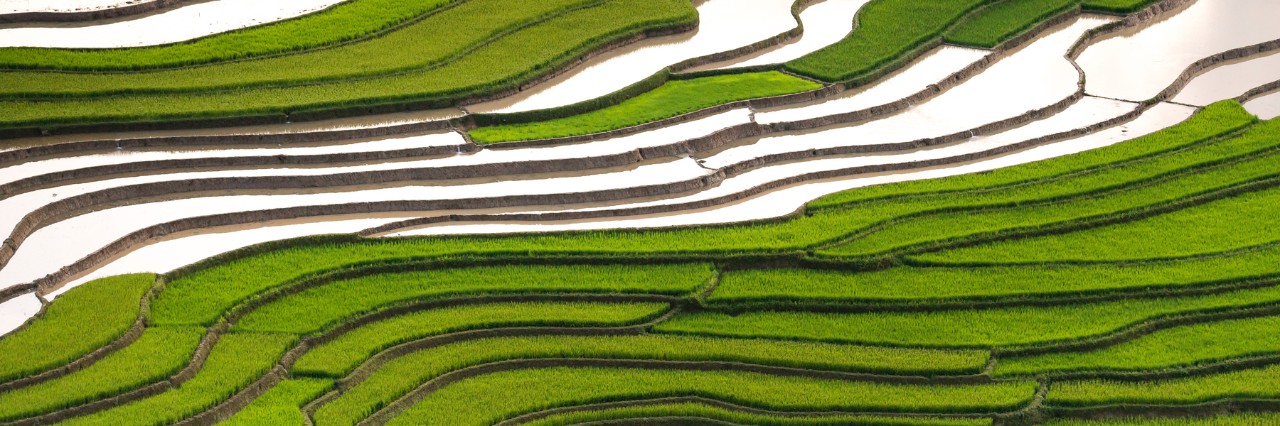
[0, 0, 697, 132]
[468, 71, 821, 143]
[0, 0, 459, 70]
[5, 101, 1279, 424]
[523, 403, 994, 426]
[946, 0, 1079, 48]
[388, 367, 1036, 425]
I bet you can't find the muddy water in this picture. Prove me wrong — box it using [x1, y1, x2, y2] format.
[697, 0, 869, 70]
[1077, 0, 1280, 102]
[1172, 51, 1280, 106]
[754, 46, 989, 124]
[1245, 91, 1280, 120]
[0, 159, 710, 288]
[0, 131, 467, 187]
[704, 17, 1111, 169]
[1, 0, 142, 13]
[390, 103, 1195, 237]
[0, 108, 464, 153]
[0, 0, 347, 48]
[465, 0, 799, 114]
[0, 292, 39, 337]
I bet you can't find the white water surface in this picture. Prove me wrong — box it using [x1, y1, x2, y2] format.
[0, 0, 348, 48]
[390, 103, 1195, 237]
[1077, 0, 1280, 102]
[0, 293, 40, 337]
[0, 159, 709, 290]
[1172, 51, 1280, 106]
[1245, 91, 1280, 120]
[466, 0, 799, 113]
[702, 0, 869, 69]
[704, 17, 1109, 169]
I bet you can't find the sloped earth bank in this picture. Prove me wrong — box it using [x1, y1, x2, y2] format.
[1076, 0, 1280, 102]
[388, 101, 1195, 237]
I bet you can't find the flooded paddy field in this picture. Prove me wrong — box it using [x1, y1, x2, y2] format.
[4, 2, 1280, 425]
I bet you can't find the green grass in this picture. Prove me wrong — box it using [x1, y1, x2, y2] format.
[712, 245, 1280, 304]
[995, 315, 1280, 377]
[0, 0, 604, 98]
[0, 274, 152, 383]
[0, 0, 460, 70]
[1045, 413, 1280, 425]
[785, 0, 990, 82]
[61, 332, 295, 426]
[915, 173, 1280, 264]
[524, 402, 994, 426]
[186, 263, 708, 329]
[469, 72, 822, 143]
[222, 378, 333, 426]
[0, 327, 202, 422]
[658, 283, 1280, 348]
[0, 0, 696, 131]
[290, 302, 670, 377]
[388, 367, 1036, 425]
[945, 0, 1078, 48]
[1048, 363, 1280, 407]
[315, 334, 988, 426]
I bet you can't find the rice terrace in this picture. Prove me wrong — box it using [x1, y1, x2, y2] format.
[1, 0, 1279, 424]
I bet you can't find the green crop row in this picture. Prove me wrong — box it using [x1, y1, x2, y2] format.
[167, 263, 708, 327]
[1048, 363, 1280, 407]
[785, 0, 990, 82]
[222, 378, 333, 426]
[711, 244, 1280, 305]
[387, 367, 1036, 425]
[0, 274, 152, 383]
[943, 0, 1174, 48]
[290, 302, 670, 377]
[944, 0, 1079, 48]
[147, 103, 1254, 330]
[1045, 412, 1280, 425]
[0, 326, 202, 422]
[0, 0, 605, 99]
[316, 334, 989, 426]
[819, 138, 1280, 257]
[523, 402, 993, 426]
[0, 0, 696, 132]
[468, 71, 822, 143]
[657, 283, 1280, 348]
[0, 0, 460, 70]
[60, 332, 294, 426]
[996, 314, 1280, 377]
[916, 155, 1280, 263]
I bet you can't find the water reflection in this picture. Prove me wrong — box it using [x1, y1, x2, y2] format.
[1077, 0, 1280, 102]
[0, 0, 346, 48]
